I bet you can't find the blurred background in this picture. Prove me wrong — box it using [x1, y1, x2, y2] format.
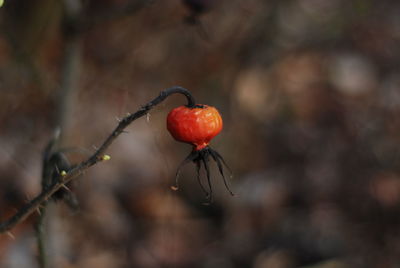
[0, 0, 400, 267]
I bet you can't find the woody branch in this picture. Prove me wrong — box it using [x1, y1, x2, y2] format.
[0, 86, 196, 233]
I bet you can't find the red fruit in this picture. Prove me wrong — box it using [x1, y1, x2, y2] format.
[167, 105, 223, 151]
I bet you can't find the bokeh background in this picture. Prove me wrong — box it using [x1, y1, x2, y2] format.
[1, 0, 400, 267]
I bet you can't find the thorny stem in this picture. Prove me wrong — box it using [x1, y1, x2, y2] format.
[0, 86, 196, 233]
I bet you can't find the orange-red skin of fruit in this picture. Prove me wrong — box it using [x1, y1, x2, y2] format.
[167, 105, 223, 151]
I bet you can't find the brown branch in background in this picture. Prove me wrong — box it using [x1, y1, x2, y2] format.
[0, 86, 196, 234]
[35, 202, 48, 268]
[57, 0, 83, 136]
[35, 0, 83, 266]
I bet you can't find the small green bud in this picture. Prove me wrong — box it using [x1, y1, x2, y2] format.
[101, 155, 111, 161]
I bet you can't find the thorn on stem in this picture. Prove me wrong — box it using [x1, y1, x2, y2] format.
[170, 185, 179, 191]
[6, 232, 15, 240]
[61, 184, 71, 192]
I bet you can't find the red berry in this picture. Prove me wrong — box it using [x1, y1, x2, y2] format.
[167, 105, 223, 151]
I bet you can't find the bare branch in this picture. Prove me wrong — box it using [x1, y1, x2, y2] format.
[35, 204, 48, 268]
[0, 86, 196, 233]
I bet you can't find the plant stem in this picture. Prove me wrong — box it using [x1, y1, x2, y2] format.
[0, 86, 196, 233]
[34, 0, 83, 266]
[57, 0, 83, 137]
[34, 203, 48, 268]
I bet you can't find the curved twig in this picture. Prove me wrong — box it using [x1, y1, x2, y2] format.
[0, 86, 196, 233]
